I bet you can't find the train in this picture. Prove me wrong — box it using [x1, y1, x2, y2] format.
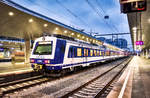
[30, 35, 127, 76]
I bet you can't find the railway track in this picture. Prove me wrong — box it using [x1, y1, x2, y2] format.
[0, 75, 52, 97]
[61, 57, 132, 98]
[0, 57, 130, 97]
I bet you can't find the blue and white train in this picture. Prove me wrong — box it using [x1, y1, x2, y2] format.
[30, 35, 126, 75]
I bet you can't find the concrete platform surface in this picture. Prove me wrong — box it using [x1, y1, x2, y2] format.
[107, 56, 150, 98]
[0, 62, 32, 76]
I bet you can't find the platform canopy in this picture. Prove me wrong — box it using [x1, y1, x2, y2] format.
[127, 1, 150, 50]
[0, 0, 104, 45]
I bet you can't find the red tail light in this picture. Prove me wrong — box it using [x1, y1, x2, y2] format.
[44, 60, 50, 64]
[30, 59, 35, 63]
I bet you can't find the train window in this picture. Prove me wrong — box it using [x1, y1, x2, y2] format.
[97, 50, 100, 56]
[68, 47, 76, 58]
[106, 51, 108, 56]
[77, 48, 82, 57]
[87, 49, 89, 56]
[94, 50, 97, 56]
[107, 51, 110, 56]
[99, 50, 102, 56]
[90, 49, 93, 56]
[101, 51, 104, 56]
[84, 49, 89, 57]
[84, 49, 86, 57]
[68, 47, 73, 58]
[33, 43, 52, 55]
[73, 48, 76, 57]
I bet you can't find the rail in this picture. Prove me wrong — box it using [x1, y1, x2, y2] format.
[61, 57, 132, 98]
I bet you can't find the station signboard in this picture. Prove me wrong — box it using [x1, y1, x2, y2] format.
[120, 0, 145, 4]
[120, 0, 147, 13]
[135, 41, 144, 45]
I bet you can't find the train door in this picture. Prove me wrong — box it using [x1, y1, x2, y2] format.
[69, 47, 74, 64]
[68, 46, 75, 71]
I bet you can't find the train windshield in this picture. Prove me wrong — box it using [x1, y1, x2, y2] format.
[33, 42, 52, 55]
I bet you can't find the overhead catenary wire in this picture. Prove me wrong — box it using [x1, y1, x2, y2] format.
[27, 0, 85, 30]
[55, 0, 91, 31]
[95, 0, 106, 14]
[95, 0, 119, 32]
[86, 0, 119, 32]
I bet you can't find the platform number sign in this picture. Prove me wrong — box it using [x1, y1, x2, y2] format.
[135, 41, 144, 45]
[120, 0, 147, 13]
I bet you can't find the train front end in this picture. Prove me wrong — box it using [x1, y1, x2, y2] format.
[30, 36, 57, 73]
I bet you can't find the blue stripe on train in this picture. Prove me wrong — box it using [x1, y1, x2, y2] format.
[45, 58, 110, 70]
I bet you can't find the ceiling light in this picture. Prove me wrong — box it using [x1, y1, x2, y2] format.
[44, 24, 48, 27]
[8, 12, 14, 16]
[29, 18, 33, 23]
[148, 19, 150, 23]
[71, 33, 74, 35]
[64, 30, 67, 33]
[77, 34, 80, 37]
[55, 27, 59, 30]
[132, 27, 137, 31]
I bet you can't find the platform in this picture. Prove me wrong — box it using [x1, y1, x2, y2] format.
[0, 62, 32, 76]
[107, 56, 150, 98]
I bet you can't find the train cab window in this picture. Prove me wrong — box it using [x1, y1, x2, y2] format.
[77, 48, 82, 57]
[33, 43, 52, 55]
[90, 49, 93, 56]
